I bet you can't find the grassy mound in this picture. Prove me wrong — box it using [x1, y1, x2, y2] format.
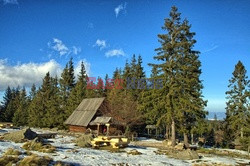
[2, 128, 37, 143]
[74, 134, 93, 147]
[0, 155, 20, 166]
[127, 149, 142, 155]
[22, 141, 56, 153]
[3, 148, 22, 156]
[19, 154, 52, 166]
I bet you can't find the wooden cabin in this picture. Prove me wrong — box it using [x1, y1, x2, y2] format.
[64, 97, 122, 134]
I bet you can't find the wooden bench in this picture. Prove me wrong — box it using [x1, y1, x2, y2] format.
[91, 136, 129, 149]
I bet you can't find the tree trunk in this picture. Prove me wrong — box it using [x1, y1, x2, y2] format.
[171, 119, 176, 147]
[240, 127, 244, 138]
[165, 125, 169, 139]
[191, 133, 194, 145]
[184, 133, 189, 149]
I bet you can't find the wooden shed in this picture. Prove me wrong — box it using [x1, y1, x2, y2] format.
[64, 97, 122, 134]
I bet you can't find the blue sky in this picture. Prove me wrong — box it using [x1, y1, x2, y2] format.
[0, 0, 249, 113]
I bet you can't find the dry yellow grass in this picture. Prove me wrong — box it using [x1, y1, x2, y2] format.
[22, 141, 56, 153]
[3, 148, 22, 156]
[74, 134, 93, 147]
[18, 154, 52, 166]
[0, 155, 20, 166]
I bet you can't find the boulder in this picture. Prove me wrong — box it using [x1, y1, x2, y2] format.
[23, 128, 37, 140]
[176, 149, 199, 160]
[175, 143, 184, 150]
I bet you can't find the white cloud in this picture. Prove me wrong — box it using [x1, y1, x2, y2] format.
[75, 59, 91, 78]
[0, 59, 91, 91]
[50, 38, 69, 56]
[48, 38, 81, 56]
[93, 39, 107, 50]
[114, 2, 127, 17]
[105, 49, 125, 57]
[72, 46, 81, 55]
[0, 59, 61, 91]
[2, 0, 18, 5]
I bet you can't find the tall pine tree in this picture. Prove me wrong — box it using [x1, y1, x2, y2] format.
[146, 6, 207, 146]
[225, 61, 249, 140]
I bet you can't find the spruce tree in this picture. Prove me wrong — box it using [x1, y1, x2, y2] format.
[5, 87, 20, 122]
[28, 72, 63, 128]
[68, 57, 76, 90]
[0, 86, 12, 121]
[104, 74, 110, 96]
[45, 76, 64, 128]
[65, 61, 88, 118]
[28, 73, 51, 127]
[146, 6, 207, 146]
[60, 58, 75, 100]
[225, 61, 249, 139]
[29, 84, 37, 100]
[96, 77, 105, 97]
[13, 87, 29, 126]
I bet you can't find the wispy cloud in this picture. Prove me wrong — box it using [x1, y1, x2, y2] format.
[202, 44, 219, 53]
[2, 0, 18, 5]
[114, 2, 127, 17]
[88, 22, 94, 29]
[0, 59, 90, 91]
[93, 39, 107, 50]
[72, 46, 81, 55]
[48, 38, 81, 56]
[48, 38, 69, 56]
[105, 49, 125, 57]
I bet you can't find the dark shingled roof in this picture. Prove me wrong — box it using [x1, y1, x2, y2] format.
[64, 97, 105, 126]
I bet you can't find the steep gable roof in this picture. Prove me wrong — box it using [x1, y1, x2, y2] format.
[64, 97, 105, 126]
